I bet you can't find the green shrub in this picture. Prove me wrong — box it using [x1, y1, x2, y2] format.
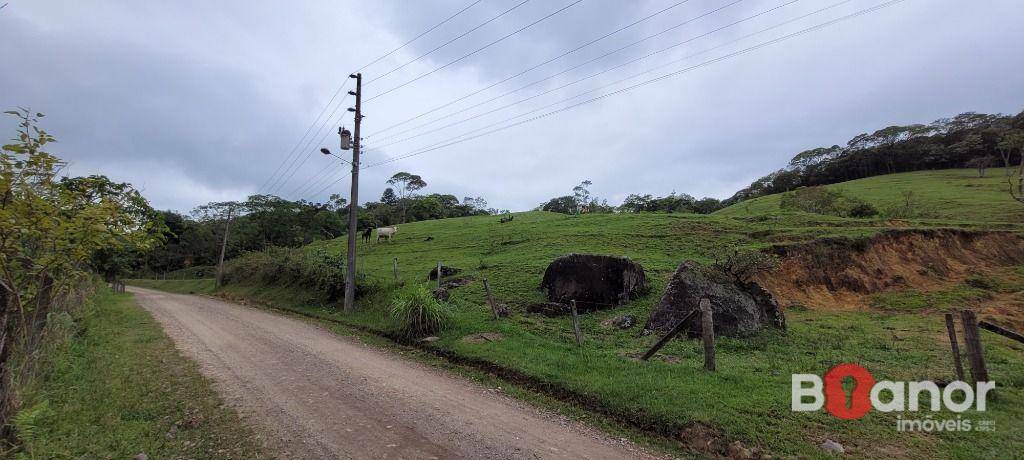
[222, 247, 348, 300]
[389, 285, 452, 339]
[846, 202, 879, 218]
[709, 248, 781, 283]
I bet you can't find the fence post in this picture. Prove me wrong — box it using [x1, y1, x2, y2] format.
[393, 258, 399, 281]
[944, 313, 966, 382]
[700, 298, 715, 371]
[640, 309, 699, 361]
[483, 278, 500, 319]
[437, 261, 442, 290]
[959, 310, 989, 383]
[570, 300, 583, 346]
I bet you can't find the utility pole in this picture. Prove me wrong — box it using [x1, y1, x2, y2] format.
[343, 73, 362, 313]
[215, 206, 233, 288]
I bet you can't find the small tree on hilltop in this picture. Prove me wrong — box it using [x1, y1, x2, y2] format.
[387, 172, 426, 222]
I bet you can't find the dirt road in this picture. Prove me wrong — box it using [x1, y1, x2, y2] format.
[131, 287, 656, 459]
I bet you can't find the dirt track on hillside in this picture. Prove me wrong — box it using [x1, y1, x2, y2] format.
[130, 287, 656, 459]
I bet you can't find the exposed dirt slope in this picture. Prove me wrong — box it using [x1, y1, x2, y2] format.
[130, 286, 656, 459]
[757, 229, 1024, 311]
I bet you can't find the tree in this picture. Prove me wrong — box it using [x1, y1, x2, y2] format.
[571, 180, 592, 214]
[380, 187, 398, 205]
[0, 108, 163, 429]
[619, 194, 653, 213]
[541, 196, 578, 214]
[965, 156, 992, 177]
[387, 172, 426, 222]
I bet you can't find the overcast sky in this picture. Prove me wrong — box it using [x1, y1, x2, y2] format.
[2, 0, 1022, 213]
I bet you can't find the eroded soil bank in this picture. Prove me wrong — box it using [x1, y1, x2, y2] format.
[757, 229, 1024, 315]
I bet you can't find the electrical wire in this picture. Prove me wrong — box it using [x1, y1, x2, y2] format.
[365, 0, 695, 138]
[364, 0, 586, 103]
[360, 0, 907, 172]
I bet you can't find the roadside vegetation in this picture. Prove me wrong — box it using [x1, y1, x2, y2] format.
[134, 197, 1024, 458]
[12, 287, 264, 459]
[125, 107, 1024, 458]
[0, 109, 164, 450]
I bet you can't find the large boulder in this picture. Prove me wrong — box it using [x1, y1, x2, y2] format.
[540, 254, 647, 312]
[645, 261, 785, 337]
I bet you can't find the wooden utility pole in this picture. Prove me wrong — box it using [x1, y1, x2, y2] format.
[215, 206, 233, 288]
[343, 73, 362, 313]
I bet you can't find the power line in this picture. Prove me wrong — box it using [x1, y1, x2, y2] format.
[260, 0, 484, 195]
[365, 0, 695, 139]
[367, 0, 535, 86]
[364, 0, 586, 103]
[360, 0, 907, 172]
[370, 0, 750, 144]
[355, 0, 486, 73]
[373, 0, 790, 150]
[259, 84, 351, 195]
[267, 97, 352, 195]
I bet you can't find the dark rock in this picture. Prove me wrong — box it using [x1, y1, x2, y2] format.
[428, 265, 461, 280]
[645, 261, 785, 337]
[540, 254, 647, 312]
[601, 314, 636, 329]
[441, 276, 474, 289]
[493, 302, 510, 317]
[432, 288, 450, 302]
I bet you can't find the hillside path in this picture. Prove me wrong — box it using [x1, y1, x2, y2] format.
[129, 287, 657, 459]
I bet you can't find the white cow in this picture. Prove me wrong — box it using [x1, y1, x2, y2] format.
[376, 226, 398, 242]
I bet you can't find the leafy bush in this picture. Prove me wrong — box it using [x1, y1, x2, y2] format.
[389, 285, 452, 339]
[780, 186, 881, 218]
[710, 248, 781, 283]
[847, 202, 879, 218]
[222, 247, 348, 300]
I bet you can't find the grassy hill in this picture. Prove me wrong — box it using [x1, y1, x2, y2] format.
[716, 168, 1024, 222]
[131, 174, 1024, 458]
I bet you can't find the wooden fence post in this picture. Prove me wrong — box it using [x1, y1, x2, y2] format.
[570, 300, 583, 346]
[483, 278, 500, 319]
[979, 320, 1024, 344]
[641, 309, 699, 361]
[700, 298, 715, 372]
[960, 310, 989, 383]
[393, 258, 399, 281]
[944, 313, 965, 382]
[436, 261, 442, 290]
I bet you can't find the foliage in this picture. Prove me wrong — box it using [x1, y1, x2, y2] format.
[728, 109, 1024, 205]
[388, 285, 452, 339]
[138, 208, 1024, 458]
[0, 108, 162, 436]
[717, 168, 1023, 222]
[222, 246, 348, 300]
[778, 186, 878, 218]
[138, 171, 491, 276]
[709, 248, 780, 283]
[13, 289, 262, 458]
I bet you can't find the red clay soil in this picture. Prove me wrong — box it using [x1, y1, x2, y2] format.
[756, 229, 1024, 313]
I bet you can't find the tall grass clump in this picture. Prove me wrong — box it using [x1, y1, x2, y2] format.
[389, 285, 452, 339]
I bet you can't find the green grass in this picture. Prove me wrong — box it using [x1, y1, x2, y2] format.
[716, 168, 1024, 223]
[129, 170, 1024, 458]
[14, 288, 265, 459]
[869, 284, 995, 312]
[127, 277, 216, 294]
